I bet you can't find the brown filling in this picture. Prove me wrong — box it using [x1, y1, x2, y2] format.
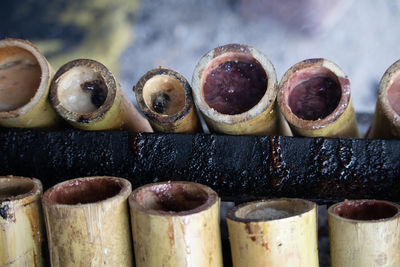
[136, 183, 208, 212]
[388, 75, 400, 116]
[80, 80, 107, 108]
[0, 46, 41, 112]
[202, 53, 267, 115]
[48, 178, 122, 205]
[0, 178, 35, 201]
[334, 200, 398, 220]
[288, 75, 341, 120]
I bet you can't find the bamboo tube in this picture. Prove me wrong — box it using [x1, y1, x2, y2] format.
[226, 198, 319, 267]
[42, 176, 133, 266]
[278, 58, 359, 137]
[192, 43, 291, 135]
[134, 68, 200, 133]
[328, 199, 400, 267]
[0, 176, 46, 267]
[49, 59, 152, 131]
[0, 38, 60, 128]
[368, 59, 400, 138]
[129, 181, 223, 267]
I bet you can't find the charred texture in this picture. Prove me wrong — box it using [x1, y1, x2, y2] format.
[1, 128, 400, 204]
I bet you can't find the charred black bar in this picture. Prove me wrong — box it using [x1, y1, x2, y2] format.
[1, 128, 400, 204]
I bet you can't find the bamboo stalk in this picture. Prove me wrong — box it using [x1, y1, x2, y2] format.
[278, 58, 359, 137]
[129, 181, 223, 267]
[226, 198, 319, 267]
[328, 199, 400, 267]
[0, 38, 60, 128]
[0, 176, 46, 267]
[368, 59, 400, 138]
[49, 59, 152, 131]
[192, 43, 291, 135]
[42, 176, 133, 266]
[134, 68, 200, 133]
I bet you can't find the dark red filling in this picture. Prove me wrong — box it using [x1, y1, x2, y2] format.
[203, 58, 267, 115]
[288, 77, 341, 120]
[49, 179, 122, 205]
[334, 200, 398, 221]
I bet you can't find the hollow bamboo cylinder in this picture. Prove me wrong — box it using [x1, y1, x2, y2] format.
[0, 176, 46, 267]
[49, 59, 152, 131]
[134, 68, 200, 133]
[192, 43, 291, 135]
[368, 59, 400, 138]
[328, 199, 400, 267]
[278, 58, 359, 137]
[129, 181, 223, 267]
[42, 176, 133, 266]
[0, 38, 60, 128]
[226, 198, 319, 267]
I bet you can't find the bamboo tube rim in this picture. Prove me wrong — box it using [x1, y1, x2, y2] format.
[226, 198, 315, 223]
[129, 181, 218, 216]
[278, 58, 351, 130]
[0, 38, 50, 119]
[50, 59, 118, 124]
[328, 199, 400, 223]
[42, 176, 131, 208]
[134, 68, 193, 124]
[377, 59, 400, 129]
[0, 176, 42, 213]
[192, 43, 277, 125]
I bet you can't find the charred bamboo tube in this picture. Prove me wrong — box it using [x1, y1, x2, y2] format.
[0, 176, 46, 267]
[134, 68, 200, 133]
[0, 38, 60, 128]
[42, 176, 133, 266]
[368, 59, 400, 138]
[192, 43, 290, 135]
[49, 59, 152, 131]
[278, 58, 359, 137]
[328, 199, 400, 267]
[226, 198, 319, 267]
[129, 181, 223, 267]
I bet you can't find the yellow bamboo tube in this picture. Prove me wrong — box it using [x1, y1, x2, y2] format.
[328, 199, 400, 267]
[42, 176, 133, 266]
[0, 38, 60, 128]
[368, 59, 400, 138]
[0, 176, 46, 267]
[134, 68, 200, 133]
[129, 181, 223, 267]
[226, 198, 319, 267]
[49, 59, 152, 131]
[278, 58, 359, 137]
[192, 43, 290, 135]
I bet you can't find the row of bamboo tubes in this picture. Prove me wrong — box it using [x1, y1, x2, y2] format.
[1, 38, 400, 138]
[1, 176, 399, 266]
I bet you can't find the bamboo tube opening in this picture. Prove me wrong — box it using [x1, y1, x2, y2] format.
[132, 181, 217, 215]
[0, 46, 41, 112]
[230, 198, 314, 221]
[142, 74, 186, 115]
[44, 177, 124, 205]
[285, 68, 341, 120]
[387, 74, 400, 116]
[56, 66, 108, 114]
[50, 59, 118, 124]
[0, 176, 39, 201]
[0, 39, 53, 124]
[278, 58, 356, 135]
[332, 199, 399, 221]
[201, 52, 268, 115]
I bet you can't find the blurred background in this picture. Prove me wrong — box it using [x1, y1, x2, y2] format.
[2, 0, 400, 123]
